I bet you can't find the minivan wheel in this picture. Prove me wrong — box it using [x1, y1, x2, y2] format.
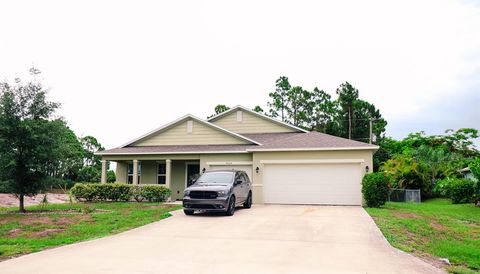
[243, 191, 252, 208]
[225, 196, 235, 216]
[184, 209, 194, 215]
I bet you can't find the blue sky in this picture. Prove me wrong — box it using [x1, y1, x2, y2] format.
[0, 0, 479, 149]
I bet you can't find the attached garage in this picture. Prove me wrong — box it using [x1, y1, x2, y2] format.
[206, 162, 253, 180]
[258, 159, 366, 206]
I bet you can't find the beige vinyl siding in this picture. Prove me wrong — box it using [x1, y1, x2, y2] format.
[199, 153, 253, 173]
[212, 111, 297, 134]
[132, 120, 249, 146]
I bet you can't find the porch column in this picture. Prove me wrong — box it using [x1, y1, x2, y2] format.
[101, 160, 107, 183]
[165, 159, 172, 189]
[133, 159, 139, 185]
[165, 159, 172, 201]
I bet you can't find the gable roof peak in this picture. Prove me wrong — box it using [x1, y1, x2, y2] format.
[208, 105, 308, 133]
[119, 113, 261, 148]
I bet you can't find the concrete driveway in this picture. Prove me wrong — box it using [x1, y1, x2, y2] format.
[0, 205, 443, 274]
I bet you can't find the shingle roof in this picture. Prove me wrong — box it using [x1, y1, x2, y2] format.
[243, 132, 377, 150]
[97, 132, 378, 155]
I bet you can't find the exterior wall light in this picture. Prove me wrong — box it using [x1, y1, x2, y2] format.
[256, 167, 260, 173]
[365, 166, 369, 173]
[202, 168, 206, 173]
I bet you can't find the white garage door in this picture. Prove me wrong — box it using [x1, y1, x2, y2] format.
[263, 163, 362, 205]
[208, 165, 253, 181]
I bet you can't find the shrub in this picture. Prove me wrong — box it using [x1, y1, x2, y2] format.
[109, 183, 132, 201]
[95, 183, 111, 201]
[70, 183, 97, 202]
[139, 185, 171, 202]
[362, 172, 390, 208]
[433, 178, 453, 198]
[132, 186, 145, 202]
[448, 178, 477, 204]
[69, 183, 171, 202]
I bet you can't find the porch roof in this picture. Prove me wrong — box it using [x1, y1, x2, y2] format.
[96, 132, 378, 155]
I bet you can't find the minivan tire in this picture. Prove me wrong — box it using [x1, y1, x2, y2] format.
[184, 209, 194, 215]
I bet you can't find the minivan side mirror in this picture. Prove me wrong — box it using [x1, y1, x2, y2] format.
[235, 180, 242, 185]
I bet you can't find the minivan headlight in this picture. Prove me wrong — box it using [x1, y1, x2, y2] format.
[217, 190, 228, 197]
[184, 190, 190, 196]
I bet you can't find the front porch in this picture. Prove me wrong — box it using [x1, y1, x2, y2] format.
[101, 159, 201, 201]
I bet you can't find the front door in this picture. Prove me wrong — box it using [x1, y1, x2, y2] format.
[186, 163, 200, 187]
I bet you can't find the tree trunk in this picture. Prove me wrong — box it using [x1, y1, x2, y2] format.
[348, 106, 352, 139]
[19, 194, 26, 213]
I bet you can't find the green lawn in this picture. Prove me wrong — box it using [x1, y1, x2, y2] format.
[0, 202, 182, 260]
[366, 199, 480, 274]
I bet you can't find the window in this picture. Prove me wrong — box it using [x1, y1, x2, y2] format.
[127, 162, 141, 184]
[196, 172, 234, 184]
[241, 172, 249, 183]
[157, 163, 166, 184]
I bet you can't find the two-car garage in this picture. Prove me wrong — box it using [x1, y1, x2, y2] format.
[204, 151, 371, 206]
[261, 160, 363, 205]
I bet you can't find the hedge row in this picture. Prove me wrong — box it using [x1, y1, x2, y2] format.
[433, 178, 478, 204]
[70, 183, 171, 202]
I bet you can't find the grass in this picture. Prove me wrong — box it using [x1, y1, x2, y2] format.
[0, 202, 182, 260]
[365, 199, 480, 273]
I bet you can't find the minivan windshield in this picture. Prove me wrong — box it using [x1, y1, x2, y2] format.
[195, 172, 234, 184]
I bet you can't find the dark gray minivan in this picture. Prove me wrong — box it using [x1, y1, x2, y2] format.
[182, 170, 252, 216]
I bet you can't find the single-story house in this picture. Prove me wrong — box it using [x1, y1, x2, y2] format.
[96, 105, 378, 205]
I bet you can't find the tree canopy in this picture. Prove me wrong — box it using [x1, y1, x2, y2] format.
[0, 68, 62, 212]
[0, 68, 110, 212]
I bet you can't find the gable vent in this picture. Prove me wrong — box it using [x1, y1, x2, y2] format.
[236, 110, 243, 122]
[187, 120, 193, 133]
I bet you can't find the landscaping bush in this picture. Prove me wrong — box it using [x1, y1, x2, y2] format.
[140, 185, 171, 202]
[70, 183, 97, 201]
[132, 186, 145, 202]
[362, 172, 390, 208]
[109, 183, 132, 201]
[70, 183, 170, 202]
[448, 178, 477, 204]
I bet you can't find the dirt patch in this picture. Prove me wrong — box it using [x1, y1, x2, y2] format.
[429, 220, 445, 231]
[7, 228, 23, 237]
[31, 228, 65, 238]
[19, 216, 52, 225]
[393, 211, 420, 219]
[0, 216, 17, 225]
[0, 193, 69, 207]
